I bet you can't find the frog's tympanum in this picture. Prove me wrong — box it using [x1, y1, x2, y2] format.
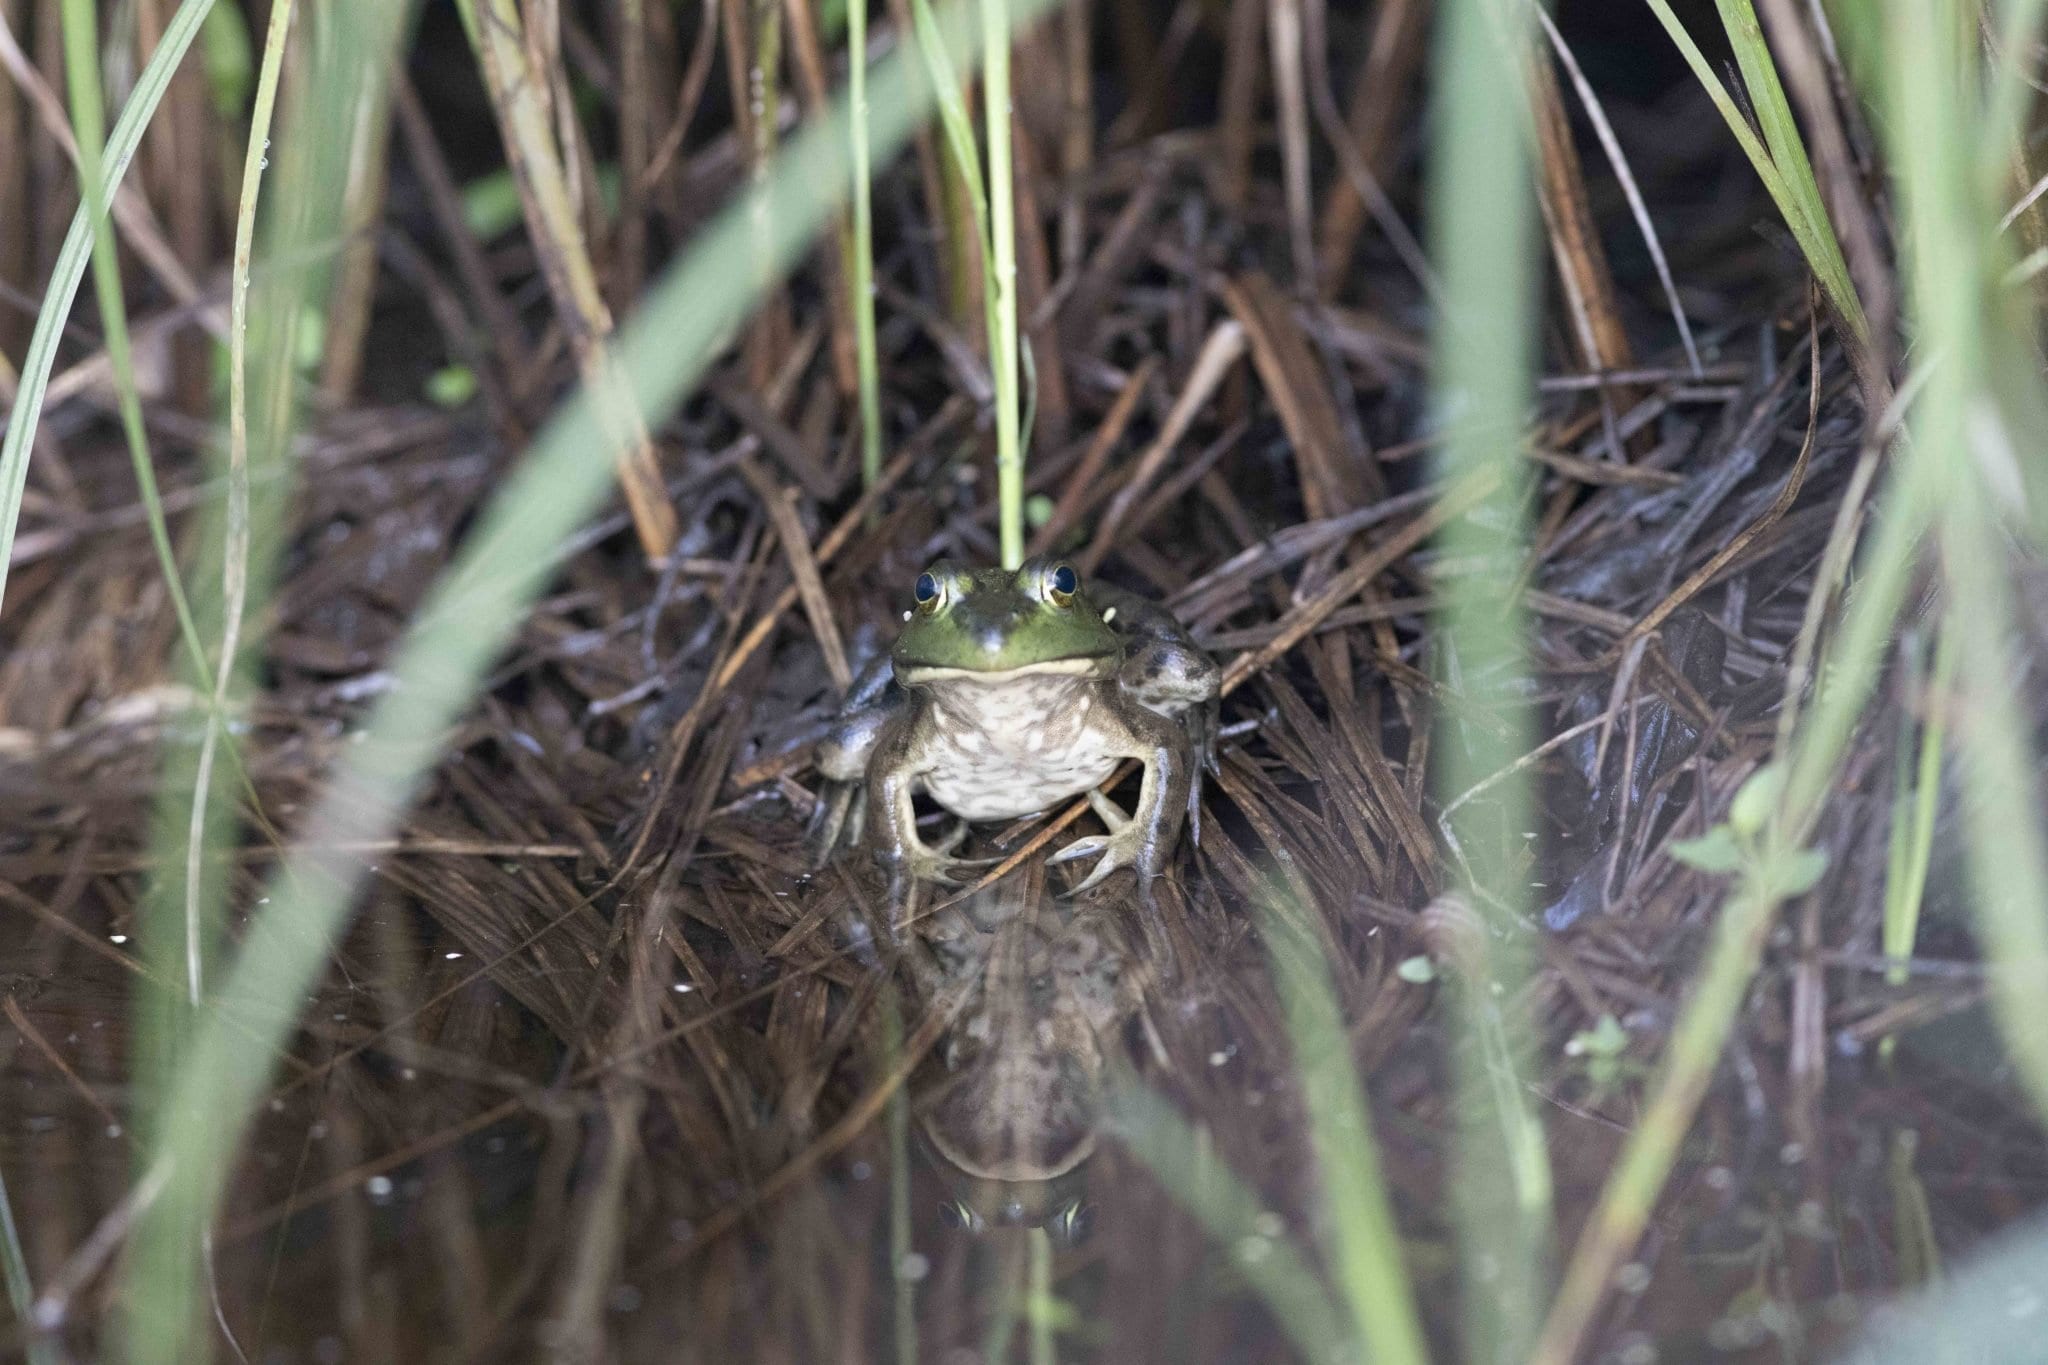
[810, 558, 1219, 895]
[913, 892, 1141, 1241]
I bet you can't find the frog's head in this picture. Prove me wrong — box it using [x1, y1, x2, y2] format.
[891, 557, 1122, 685]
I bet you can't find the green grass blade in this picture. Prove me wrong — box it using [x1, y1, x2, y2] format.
[0, 1165, 59, 1365]
[1263, 900, 1429, 1365]
[1026, 1228, 1054, 1365]
[58, 0, 210, 686]
[121, 0, 1061, 1353]
[1882, 622, 1952, 988]
[1887, 1129, 1942, 1290]
[1986, 0, 2048, 169]
[885, 987, 919, 1365]
[1882, 0, 2048, 1133]
[849, 0, 883, 495]
[1426, 0, 1551, 1355]
[1710, 0, 1862, 334]
[180, 0, 294, 1018]
[0, 0, 217, 615]
[1643, 0, 1870, 351]
[981, 0, 1023, 568]
[1107, 1082, 1352, 1365]
[907, 0, 1025, 564]
[906, 0, 988, 227]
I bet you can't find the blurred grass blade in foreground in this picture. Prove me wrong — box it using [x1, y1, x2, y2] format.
[1106, 1080, 1351, 1365]
[1426, 0, 1551, 1354]
[119, 0, 1061, 1358]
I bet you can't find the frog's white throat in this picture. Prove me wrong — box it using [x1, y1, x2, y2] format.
[910, 666, 1124, 823]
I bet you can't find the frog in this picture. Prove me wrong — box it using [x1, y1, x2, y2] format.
[807, 557, 1220, 897]
[911, 882, 1145, 1240]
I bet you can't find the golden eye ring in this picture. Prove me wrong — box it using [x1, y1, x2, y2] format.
[1046, 562, 1077, 607]
[913, 571, 943, 614]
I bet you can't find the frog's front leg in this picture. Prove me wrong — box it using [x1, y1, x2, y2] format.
[1108, 600, 1220, 832]
[806, 655, 902, 866]
[808, 704, 896, 866]
[1048, 703, 1191, 896]
[868, 713, 991, 891]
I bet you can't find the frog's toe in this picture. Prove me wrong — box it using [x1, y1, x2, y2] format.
[1084, 790, 1133, 832]
[897, 845, 989, 887]
[1047, 834, 1109, 867]
[804, 781, 860, 867]
[1049, 828, 1149, 896]
[1064, 849, 1131, 897]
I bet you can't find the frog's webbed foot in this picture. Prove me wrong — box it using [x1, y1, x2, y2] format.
[1048, 819, 1155, 898]
[881, 839, 1000, 892]
[804, 780, 865, 868]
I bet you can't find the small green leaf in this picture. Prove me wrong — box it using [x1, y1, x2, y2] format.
[1565, 1013, 1628, 1057]
[1775, 847, 1829, 898]
[462, 169, 523, 240]
[1729, 763, 1786, 837]
[1395, 955, 1437, 984]
[425, 364, 477, 409]
[1669, 826, 1744, 874]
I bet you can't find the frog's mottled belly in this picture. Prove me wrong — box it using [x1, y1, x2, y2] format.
[917, 675, 1119, 821]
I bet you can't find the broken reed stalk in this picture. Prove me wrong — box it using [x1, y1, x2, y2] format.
[458, 0, 679, 562]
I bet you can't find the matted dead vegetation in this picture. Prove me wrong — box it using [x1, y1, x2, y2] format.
[3, 2, 2044, 1362]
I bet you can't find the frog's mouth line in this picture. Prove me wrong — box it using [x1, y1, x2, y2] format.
[894, 654, 1119, 686]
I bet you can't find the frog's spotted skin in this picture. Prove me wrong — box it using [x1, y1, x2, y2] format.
[808, 558, 1219, 896]
[916, 674, 1119, 820]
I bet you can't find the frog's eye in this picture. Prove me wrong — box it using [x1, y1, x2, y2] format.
[939, 1199, 983, 1232]
[1051, 1200, 1095, 1245]
[913, 572, 942, 612]
[1045, 563, 1078, 607]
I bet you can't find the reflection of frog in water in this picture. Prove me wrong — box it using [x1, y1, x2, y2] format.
[810, 558, 1218, 897]
[908, 881, 1146, 1241]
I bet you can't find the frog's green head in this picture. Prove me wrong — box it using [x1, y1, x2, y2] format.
[891, 557, 1121, 684]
